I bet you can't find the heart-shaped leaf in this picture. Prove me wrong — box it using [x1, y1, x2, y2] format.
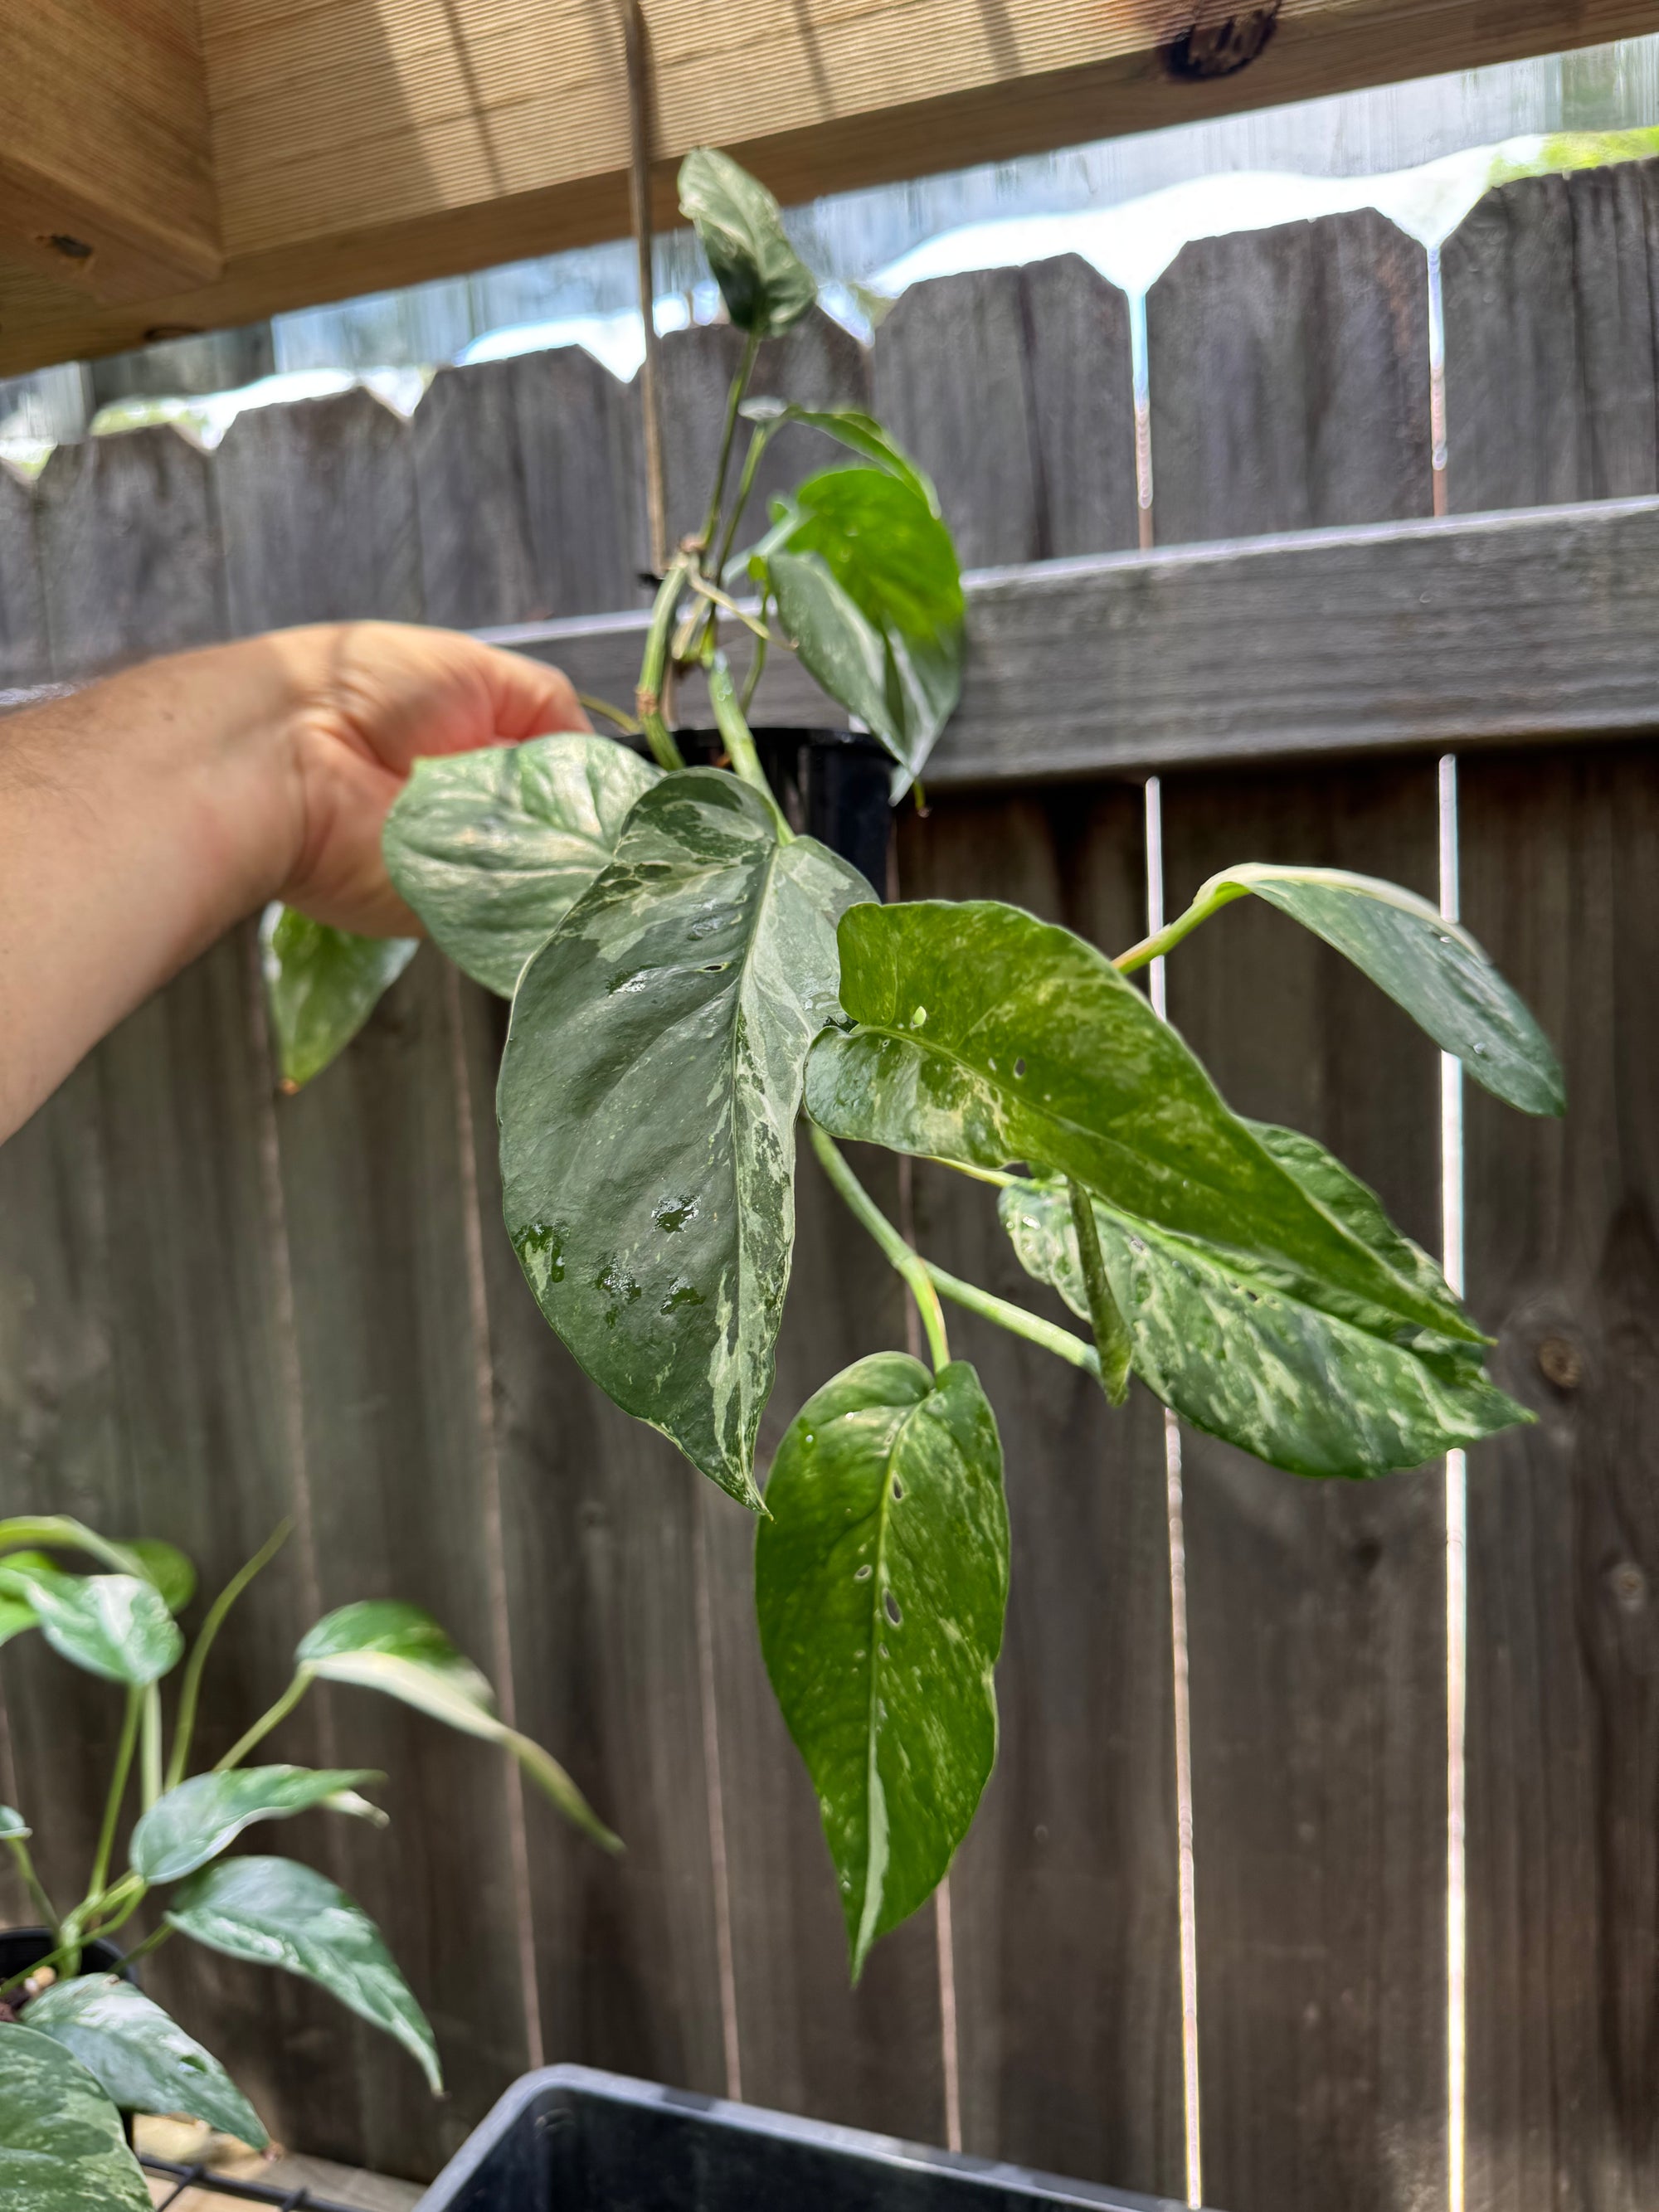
[23, 1976, 267, 2148]
[165, 1856, 440, 2093]
[259, 906, 418, 1091]
[766, 468, 963, 785]
[1000, 1142, 1529, 1479]
[757, 1354, 1008, 1978]
[382, 732, 662, 996]
[499, 769, 873, 1508]
[0, 1567, 182, 1686]
[1165, 864, 1564, 1116]
[805, 900, 1478, 1344]
[0, 2025, 152, 2210]
[130, 1767, 387, 1884]
[296, 1602, 620, 1852]
[122, 1541, 196, 1616]
[737, 401, 939, 513]
[679, 148, 816, 337]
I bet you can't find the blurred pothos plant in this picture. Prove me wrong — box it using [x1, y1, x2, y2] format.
[260, 153, 1563, 1982]
[0, 1519, 614, 2207]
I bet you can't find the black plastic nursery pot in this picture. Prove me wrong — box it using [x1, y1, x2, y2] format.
[0, 1925, 128, 2000]
[416, 2067, 1193, 2212]
[676, 727, 894, 894]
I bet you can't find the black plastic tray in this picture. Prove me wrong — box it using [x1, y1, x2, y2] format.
[416, 2066, 1193, 2212]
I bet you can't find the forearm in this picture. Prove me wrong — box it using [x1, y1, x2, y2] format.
[0, 636, 312, 1139]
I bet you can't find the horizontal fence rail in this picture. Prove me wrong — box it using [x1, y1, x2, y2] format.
[0, 156, 1657, 2212]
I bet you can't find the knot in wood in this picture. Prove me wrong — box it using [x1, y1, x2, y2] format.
[1162, 3, 1281, 80]
[1536, 1334, 1583, 1391]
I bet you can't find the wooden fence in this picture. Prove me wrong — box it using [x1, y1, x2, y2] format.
[2, 155, 1658, 2212]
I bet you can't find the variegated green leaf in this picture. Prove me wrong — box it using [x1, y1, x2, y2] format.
[0, 1566, 181, 1686]
[23, 1976, 267, 2147]
[805, 899, 1477, 1344]
[757, 1354, 1008, 1978]
[130, 1767, 387, 1884]
[0, 2025, 151, 2212]
[679, 148, 816, 336]
[382, 732, 662, 995]
[259, 907, 417, 1091]
[737, 400, 939, 513]
[499, 769, 873, 1508]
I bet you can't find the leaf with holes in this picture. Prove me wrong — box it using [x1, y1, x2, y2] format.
[766, 467, 963, 785]
[165, 1857, 440, 2092]
[1165, 863, 1564, 1115]
[679, 148, 816, 337]
[805, 899, 1479, 1344]
[23, 1976, 267, 2147]
[499, 770, 873, 1509]
[382, 732, 662, 995]
[756, 1353, 1008, 1978]
[0, 1566, 182, 1686]
[296, 1602, 619, 1851]
[0, 2025, 151, 2212]
[130, 1767, 387, 1884]
[260, 906, 417, 1091]
[1000, 1140, 1528, 1479]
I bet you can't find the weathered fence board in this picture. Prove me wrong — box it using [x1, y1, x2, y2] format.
[1162, 760, 1447, 2212]
[898, 787, 1184, 2200]
[1147, 211, 1433, 545]
[0, 465, 45, 690]
[1460, 742, 1659, 2212]
[1442, 159, 1659, 514]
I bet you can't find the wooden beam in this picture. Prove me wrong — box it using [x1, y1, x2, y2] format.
[0, 0, 221, 306]
[479, 496, 1659, 783]
[5, 0, 1659, 372]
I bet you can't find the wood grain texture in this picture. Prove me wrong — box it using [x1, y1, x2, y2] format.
[412, 347, 645, 628]
[451, 983, 730, 2105]
[217, 388, 422, 634]
[898, 785, 1185, 2200]
[36, 426, 226, 680]
[1443, 159, 1659, 515]
[0, 0, 220, 302]
[8, 0, 1659, 372]
[1161, 757, 1447, 2212]
[496, 493, 1659, 785]
[1148, 210, 1433, 543]
[0, 464, 46, 690]
[1460, 744, 1659, 2212]
[873, 260, 1136, 568]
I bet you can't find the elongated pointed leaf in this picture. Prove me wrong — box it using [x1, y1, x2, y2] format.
[130, 1767, 387, 1884]
[767, 468, 963, 783]
[122, 1541, 195, 1615]
[806, 900, 1478, 1344]
[296, 1602, 620, 1851]
[1190, 864, 1564, 1114]
[1000, 1143, 1529, 1479]
[0, 1567, 181, 1686]
[260, 906, 417, 1091]
[0, 2025, 151, 2212]
[0, 1519, 152, 1582]
[738, 401, 939, 512]
[500, 770, 873, 1508]
[679, 148, 816, 336]
[23, 1976, 267, 2147]
[757, 1354, 1008, 1978]
[165, 1856, 440, 2092]
[383, 733, 662, 996]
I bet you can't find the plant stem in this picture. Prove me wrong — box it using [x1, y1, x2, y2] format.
[713, 421, 777, 581]
[1068, 1179, 1133, 1405]
[921, 1259, 1101, 1376]
[699, 330, 762, 557]
[740, 591, 772, 713]
[168, 1520, 292, 1790]
[707, 651, 791, 834]
[1112, 878, 1249, 973]
[215, 1672, 310, 1774]
[810, 1127, 951, 1370]
[119, 1923, 174, 1969]
[88, 1689, 142, 1906]
[689, 573, 773, 642]
[139, 1686, 163, 1811]
[4, 1835, 59, 1937]
[577, 691, 644, 737]
[635, 559, 691, 771]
